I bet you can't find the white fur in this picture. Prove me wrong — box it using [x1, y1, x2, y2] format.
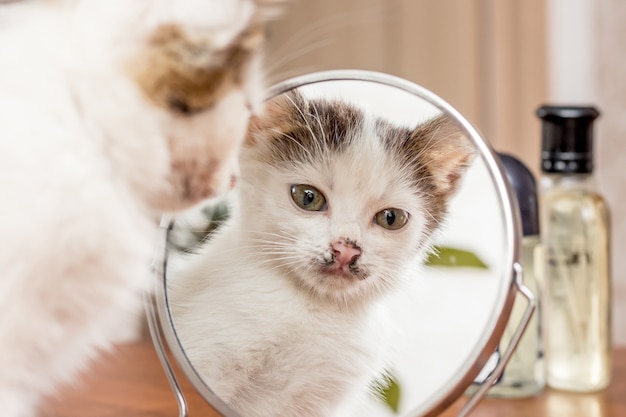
[0, 1, 273, 416]
[168, 112, 432, 417]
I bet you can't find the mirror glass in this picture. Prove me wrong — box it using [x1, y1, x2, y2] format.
[155, 71, 517, 417]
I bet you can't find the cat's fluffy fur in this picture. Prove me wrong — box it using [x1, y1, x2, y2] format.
[168, 92, 475, 417]
[0, 1, 281, 416]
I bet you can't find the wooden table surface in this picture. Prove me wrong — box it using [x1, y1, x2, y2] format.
[42, 339, 626, 417]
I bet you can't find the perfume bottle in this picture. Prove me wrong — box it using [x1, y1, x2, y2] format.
[484, 153, 544, 398]
[537, 105, 612, 392]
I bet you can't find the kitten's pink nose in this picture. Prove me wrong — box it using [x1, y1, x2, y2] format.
[332, 240, 361, 267]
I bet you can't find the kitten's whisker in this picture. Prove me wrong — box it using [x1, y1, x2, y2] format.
[245, 240, 323, 256]
[283, 93, 319, 156]
[243, 228, 301, 239]
[243, 240, 301, 249]
[310, 101, 328, 156]
[266, 13, 344, 63]
[254, 257, 304, 271]
[269, 128, 314, 161]
[253, 251, 303, 258]
[422, 209, 440, 229]
[252, 258, 301, 273]
[245, 234, 302, 245]
[266, 6, 390, 70]
[264, 38, 333, 75]
[258, 256, 303, 267]
[247, 242, 303, 252]
[266, 66, 320, 86]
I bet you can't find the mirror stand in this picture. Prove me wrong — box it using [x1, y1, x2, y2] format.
[146, 219, 188, 417]
[456, 263, 535, 417]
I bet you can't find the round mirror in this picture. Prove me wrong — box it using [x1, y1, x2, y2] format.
[148, 70, 530, 417]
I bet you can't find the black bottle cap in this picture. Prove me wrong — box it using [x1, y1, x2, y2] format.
[536, 105, 600, 174]
[498, 153, 540, 236]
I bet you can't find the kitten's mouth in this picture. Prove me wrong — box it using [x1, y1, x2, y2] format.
[319, 259, 367, 281]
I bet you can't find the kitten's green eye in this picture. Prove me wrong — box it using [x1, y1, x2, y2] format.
[374, 209, 409, 230]
[290, 184, 327, 211]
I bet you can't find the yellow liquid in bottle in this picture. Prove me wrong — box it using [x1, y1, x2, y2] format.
[542, 181, 611, 392]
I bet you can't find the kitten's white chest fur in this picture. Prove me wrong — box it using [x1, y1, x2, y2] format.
[170, 231, 393, 417]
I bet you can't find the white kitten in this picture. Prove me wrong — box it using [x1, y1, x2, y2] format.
[0, 1, 281, 416]
[168, 91, 475, 417]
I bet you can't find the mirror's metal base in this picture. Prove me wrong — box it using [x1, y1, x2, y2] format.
[457, 262, 536, 417]
[145, 292, 189, 417]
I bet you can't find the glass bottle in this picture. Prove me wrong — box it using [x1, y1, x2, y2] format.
[484, 153, 545, 397]
[537, 105, 611, 392]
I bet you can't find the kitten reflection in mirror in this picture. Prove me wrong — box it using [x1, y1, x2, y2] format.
[0, 1, 283, 416]
[168, 91, 475, 417]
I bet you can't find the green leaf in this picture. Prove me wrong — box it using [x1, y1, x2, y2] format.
[425, 246, 488, 269]
[375, 374, 401, 413]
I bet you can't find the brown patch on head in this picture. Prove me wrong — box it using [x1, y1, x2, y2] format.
[246, 90, 365, 165]
[381, 115, 476, 233]
[128, 23, 264, 116]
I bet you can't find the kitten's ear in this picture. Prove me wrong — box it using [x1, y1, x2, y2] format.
[414, 115, 476, 196]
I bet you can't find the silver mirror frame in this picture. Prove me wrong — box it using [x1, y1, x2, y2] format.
[145, 69, 535, 417]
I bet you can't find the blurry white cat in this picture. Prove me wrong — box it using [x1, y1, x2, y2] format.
[168, 91, 475, 417]
[0, 1, 281, 416]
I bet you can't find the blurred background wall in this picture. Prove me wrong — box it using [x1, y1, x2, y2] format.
[265, 0, 626, 345]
